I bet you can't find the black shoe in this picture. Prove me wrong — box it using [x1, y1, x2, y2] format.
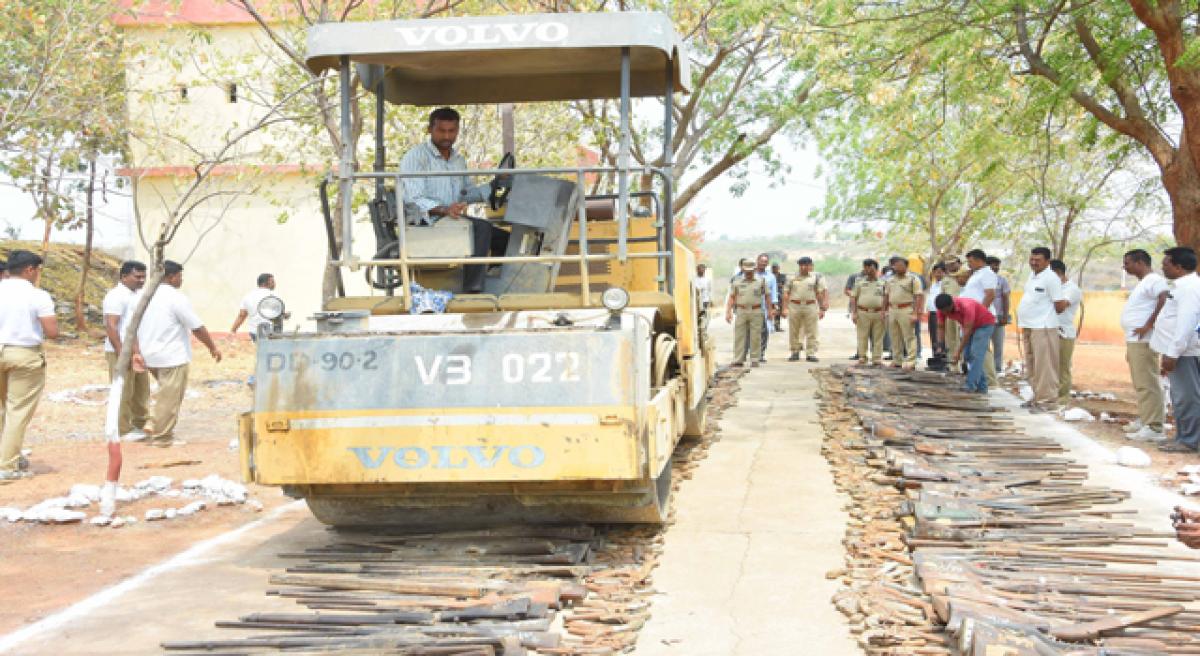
[849, 354, 860, 360]
[730, 361, 744, 367]
[788, 352, 800, 361]
[758, 357, 767, 363]
[884, 354, 894, 361]
[806, 356, 819, 362]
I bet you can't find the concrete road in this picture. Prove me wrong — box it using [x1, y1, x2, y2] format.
[8, 304, 1194, 656]
[635, 310, 859, 656]
[0, 501, 328, 654]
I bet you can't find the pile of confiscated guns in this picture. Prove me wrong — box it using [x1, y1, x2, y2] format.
[157, 367, 748, 656]
[819, 366, 1200, 655]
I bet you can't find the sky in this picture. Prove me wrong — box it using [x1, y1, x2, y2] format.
[1, 163, 135, 252]
[690, 139, 827, 240]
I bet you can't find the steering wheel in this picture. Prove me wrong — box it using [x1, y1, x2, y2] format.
[489, 152, 515, 211]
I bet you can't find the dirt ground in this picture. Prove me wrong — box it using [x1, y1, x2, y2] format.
[998, 334, 1200, 487]
[0, 335, 293, 635]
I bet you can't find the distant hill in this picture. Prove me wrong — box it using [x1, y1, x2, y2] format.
[1, 241, 123, 333]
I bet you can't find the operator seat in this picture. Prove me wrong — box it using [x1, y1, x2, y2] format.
[483, 175, 581, 295]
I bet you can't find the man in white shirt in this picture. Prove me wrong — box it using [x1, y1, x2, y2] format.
[926, 263, 946, 356]
[1150, 247, 1200, 453]
[400, 107, 507, 293]
[987, 256, 1011, 371]
[1120, 249, 1170, 441]
[231, 273, 283, 338]
[103, 261, 150, 441]
[693, 264, 712, 311]
[0, 251, 60, 479]
[1051, 260, 1083, 405]
[1017, 247, 1069, 410]
[132, 261, 222, 447]
[963, 249, 999, 385]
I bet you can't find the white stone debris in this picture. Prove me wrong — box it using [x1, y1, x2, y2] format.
[185, 389, 202, 400]
[1100, 412, 1117, 423]
[1182, 484, 1200, 496]
[135, 476, 173, 493]
[1061, 407, 1096, 422]
[228, 437, 239, 451]
[69, 484, 101, 502]
[1180, 464, 1200, 475]
[1071, 390, 1119, 401]
[193, 474, 248, 505]
[246, 499, 263, 512]
[178, 501, 206, 516]
[1018, 384, 1035, 402]
[3, 474, 254, 528]
[45, 384, 110, 406]
[1116, 446, 1151, 468]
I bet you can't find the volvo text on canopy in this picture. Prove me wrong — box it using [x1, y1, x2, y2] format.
[238, 12, 715, 526]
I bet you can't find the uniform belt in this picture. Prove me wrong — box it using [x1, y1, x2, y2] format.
[790, 299, 816, 305]
[737, 304, 762, 310]
[857, 307, 881, 312]
[893, 302, 913, 309]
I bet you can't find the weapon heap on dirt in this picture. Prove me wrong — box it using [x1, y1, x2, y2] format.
[819, 366, 1200, 656]
[160, 368, 747, 656]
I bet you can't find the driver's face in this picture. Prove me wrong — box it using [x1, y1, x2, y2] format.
[429, 119, 460, 153]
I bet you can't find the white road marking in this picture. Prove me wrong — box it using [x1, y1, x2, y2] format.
[0, 500, 305, 654]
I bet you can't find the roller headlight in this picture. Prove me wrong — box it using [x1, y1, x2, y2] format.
[602, 287, 630, 312]
[257, 295, 286, 321]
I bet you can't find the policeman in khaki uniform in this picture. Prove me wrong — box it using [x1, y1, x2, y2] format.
[726, 259, 772, 367]
[885, 257, 925, 369]
[941, 256, 964, 359]
[0, 251, 60, 480]
[783, 256, 828, 362]
[850, 259, 887, 365]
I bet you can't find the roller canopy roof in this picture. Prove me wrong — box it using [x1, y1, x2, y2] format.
[305, 12, 689, 105]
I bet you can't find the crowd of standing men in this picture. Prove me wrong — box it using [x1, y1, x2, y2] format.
[0, 250, 283, 482]
[711, 243, 1200, 455]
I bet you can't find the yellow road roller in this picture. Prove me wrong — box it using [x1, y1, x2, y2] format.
[239, 11, 714, 526]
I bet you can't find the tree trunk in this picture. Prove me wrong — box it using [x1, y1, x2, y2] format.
[1162, 139, 1200, 251]
[75, 159, 97, 332]
[321, 192, 346, 305]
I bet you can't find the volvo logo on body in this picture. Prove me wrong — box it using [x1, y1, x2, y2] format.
[348, 445, 546, 470]
[392, 22, 569, 48]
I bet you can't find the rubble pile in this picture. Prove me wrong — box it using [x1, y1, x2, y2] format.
[0, 475, 255, 527]
[159, 366, 748, 655]
[818, 366, 1200, 656]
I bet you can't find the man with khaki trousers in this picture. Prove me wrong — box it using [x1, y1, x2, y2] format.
[103, 261, 150, 441]
[1120, 249, 1169, 442]
[941, 256, 965, 360]
[131, 261, 222, 447]
[1051, 259, 1083, 405]
[725, 259, 771, 368]
[783, 257, 828, 363]
[0, 251, 60, 480]
[885, 257, 924, 370]
[1018, 247, 1068, 412]
[851, 259, 887, 366]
